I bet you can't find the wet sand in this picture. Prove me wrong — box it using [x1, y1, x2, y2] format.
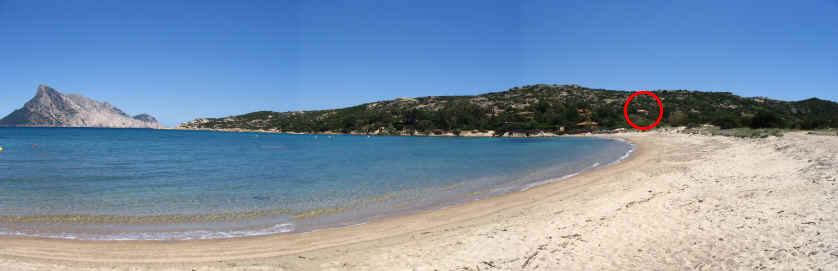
[1, 131, 837, 270]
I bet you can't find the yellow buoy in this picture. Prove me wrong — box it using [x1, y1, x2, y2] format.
[0, 146, 3, 152]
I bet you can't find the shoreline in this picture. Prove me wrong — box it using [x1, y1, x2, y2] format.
[2, 131, 836, 270]
[0, 135, 645, 263]
[0, 137, 635, 241]
[164, 127, 571, 138]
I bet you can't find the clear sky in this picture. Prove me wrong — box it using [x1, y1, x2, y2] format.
[2, 1, 836, 127]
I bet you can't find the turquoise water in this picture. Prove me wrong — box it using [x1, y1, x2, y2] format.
[0, 128, 632, 240]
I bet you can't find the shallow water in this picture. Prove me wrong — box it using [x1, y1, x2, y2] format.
[0, 128, 632, 240]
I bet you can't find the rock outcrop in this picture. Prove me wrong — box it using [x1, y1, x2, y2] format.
[0, 84, 162, 128]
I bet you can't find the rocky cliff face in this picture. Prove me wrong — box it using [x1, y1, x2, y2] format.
[0, 85, 162, 128]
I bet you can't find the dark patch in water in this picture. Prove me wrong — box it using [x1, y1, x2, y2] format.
[253, 196, 271, 201]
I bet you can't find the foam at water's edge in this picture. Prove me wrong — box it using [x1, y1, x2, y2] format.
[519, 172, 582, 191]
[520, 138, 635, 192]
[611, 140, 636, 166]
[0, 223, 295, 241]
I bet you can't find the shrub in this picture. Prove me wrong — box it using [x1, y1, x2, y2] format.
[712, 115, 741, 129]
[750, 111, 780, 129]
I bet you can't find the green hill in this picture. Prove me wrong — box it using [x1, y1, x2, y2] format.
[178, 84, 838, 135]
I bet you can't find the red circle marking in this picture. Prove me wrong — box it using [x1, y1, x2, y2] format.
[623, 91, 663, 131]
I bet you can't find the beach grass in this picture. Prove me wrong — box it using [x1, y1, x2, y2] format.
[680, 125, 787, 138]
[806, 129, 838, 136]
[711, 127, 786, 138]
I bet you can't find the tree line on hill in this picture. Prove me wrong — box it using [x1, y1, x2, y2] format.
[179, 84, 838, 135]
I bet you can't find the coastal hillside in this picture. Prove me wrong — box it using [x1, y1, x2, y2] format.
[0, 85, 162, 128]
[178, 84, 838, 135]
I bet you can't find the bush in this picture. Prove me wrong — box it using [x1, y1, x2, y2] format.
[750, 111, 780, 129]
[667, 111, 689, 126]
[712, 115, 741, 129]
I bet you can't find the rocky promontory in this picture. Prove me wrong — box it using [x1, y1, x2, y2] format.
[0, 84, 162, 128]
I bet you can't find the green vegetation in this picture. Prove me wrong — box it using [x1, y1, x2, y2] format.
[180, 84, 838, 135]
[713, 128, 786, 138]
[681, 126, 787, 138]
[806, 129, 838, 137]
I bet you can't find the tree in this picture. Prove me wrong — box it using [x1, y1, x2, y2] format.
[667, 111, 689, 126]
[750, 111, 780, 128]
[712, 114, 741, 129]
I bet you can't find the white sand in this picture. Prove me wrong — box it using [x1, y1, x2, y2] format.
[1, 131, 836, 270]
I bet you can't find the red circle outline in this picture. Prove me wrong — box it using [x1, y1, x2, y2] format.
[623, 91, 663, 131]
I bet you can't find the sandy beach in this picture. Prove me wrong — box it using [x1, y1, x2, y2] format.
[1, 131, 837, 270]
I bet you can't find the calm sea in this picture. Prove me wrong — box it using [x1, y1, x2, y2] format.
[0, 128, 632, 240]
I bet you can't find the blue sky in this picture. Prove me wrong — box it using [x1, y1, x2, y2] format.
[1, 1, 836, 127]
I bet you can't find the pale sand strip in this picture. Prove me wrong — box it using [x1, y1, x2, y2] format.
[1, 132, 837, 270]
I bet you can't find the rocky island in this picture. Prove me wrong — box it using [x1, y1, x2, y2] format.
[0, 84, 162, 129]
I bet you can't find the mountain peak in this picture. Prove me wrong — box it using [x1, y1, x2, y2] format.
[37, 84, 55, 92]
[35, 84, 59, 96]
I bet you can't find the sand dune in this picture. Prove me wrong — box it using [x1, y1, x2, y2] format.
[1, 132, 837, 270]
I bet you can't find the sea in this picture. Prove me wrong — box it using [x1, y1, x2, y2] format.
[0, 128, 633, 240]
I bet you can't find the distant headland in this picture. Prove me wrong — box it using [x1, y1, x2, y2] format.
[178, 84, 838, 136]
[0, 85, 161, 129]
